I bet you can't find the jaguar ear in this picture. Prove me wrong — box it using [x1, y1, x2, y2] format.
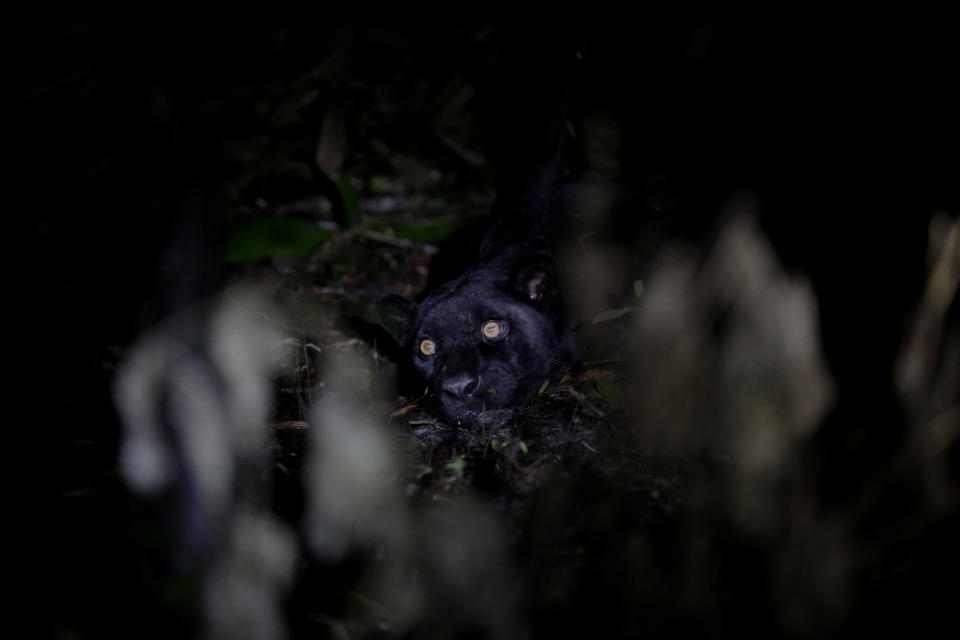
[511, 252, 559, 307]
[376, 293, 415, 344]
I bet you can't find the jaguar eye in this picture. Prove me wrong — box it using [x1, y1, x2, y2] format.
[419, 339, 436, 356]
[482, 320, 504, 339]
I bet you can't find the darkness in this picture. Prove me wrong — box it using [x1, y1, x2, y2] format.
[16, 13, 958, 639]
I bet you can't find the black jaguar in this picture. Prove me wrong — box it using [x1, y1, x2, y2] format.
[378, 188, 574, 428]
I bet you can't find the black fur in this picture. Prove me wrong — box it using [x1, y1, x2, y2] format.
[378, 190, 573, 428]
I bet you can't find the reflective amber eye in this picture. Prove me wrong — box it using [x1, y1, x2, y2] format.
[419, 339, 436, 356]
[482, 321, 504, 339]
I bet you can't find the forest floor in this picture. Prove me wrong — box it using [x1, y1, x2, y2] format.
[39, 23, 956, 640]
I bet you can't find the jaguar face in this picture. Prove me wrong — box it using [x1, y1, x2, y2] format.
[379, 256, 569, 428]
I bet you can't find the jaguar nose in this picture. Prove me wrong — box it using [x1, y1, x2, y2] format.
[442, 372, 478, 399]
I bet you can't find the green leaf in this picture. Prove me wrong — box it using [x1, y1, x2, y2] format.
[224, 218, 333, 263]
[383, 219, 464, 244]
[416, 465, 433, 479]
[330, 173, 360, 228]
[368, 175, 400, 194]
[446, 457, 466, 479]
[537, 380, 549, 395]
[591, 307, 634, 324]
[595, 379, 626, 409]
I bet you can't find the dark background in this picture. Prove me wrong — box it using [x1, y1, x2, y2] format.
[16, 13, 957, 639]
